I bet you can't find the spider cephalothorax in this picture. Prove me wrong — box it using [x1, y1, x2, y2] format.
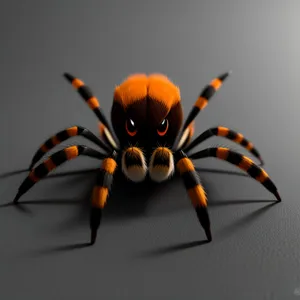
[110, 73, 187, 183]
[13, 71, 281, 245]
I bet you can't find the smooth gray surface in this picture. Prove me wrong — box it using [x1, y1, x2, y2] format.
[0, 0, 299, 299]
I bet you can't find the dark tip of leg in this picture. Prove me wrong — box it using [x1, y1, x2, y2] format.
[205, 228, 212, 242]
[13, 193, 21, 204]
[90, 230, 97, 245]
[89, 207, 102, 245]
[195, 205, 212, 242]
[274, 191, 281, 202]
[29, 162, 34, 170]
[63, 73, 75, 82]
[219, 70, 232, 81]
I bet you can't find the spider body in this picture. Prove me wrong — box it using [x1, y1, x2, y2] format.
[13, 71, 281, 245]
[110, 73, 189, 183]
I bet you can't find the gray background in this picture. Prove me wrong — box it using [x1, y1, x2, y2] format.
[0, 0, 299, 299]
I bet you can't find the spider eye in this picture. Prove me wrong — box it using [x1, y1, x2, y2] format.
[157, 119, 169, 136]
[125, 119, 137, 136]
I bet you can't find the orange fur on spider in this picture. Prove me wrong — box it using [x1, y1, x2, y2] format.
[113, 73, 181, 110]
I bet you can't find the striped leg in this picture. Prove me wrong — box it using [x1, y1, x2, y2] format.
[29, 126, 112, 170]
[175, 151, 211, 242]
[63, 72, 119, 150]
[188, 147, 281, 202]
[90, 152, 118, 244]
[173, 71, 232, 150]
[13, 145, 108, 203]
[183, 126, 264, 165]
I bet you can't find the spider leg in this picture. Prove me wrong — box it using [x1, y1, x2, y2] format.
[63, 72, 119, 150]
[183, 126, 264, 165]
[173, 71, 232, 151]
[174, 151, 212, 242]
[188, 147, 281, 202]
[90, 151, 118, 245]
[13, 145, 109, 204]
[29, 126, 112, 170]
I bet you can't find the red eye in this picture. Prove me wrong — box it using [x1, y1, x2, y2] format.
[157, 119, 169, 136]
[126, 119, 137, 136]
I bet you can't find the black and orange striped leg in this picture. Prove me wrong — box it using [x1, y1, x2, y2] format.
[63, 72, 119, 150]
[173, 71, 232, 151]
[183, 126, 264, 165]
[13, 145, 108, 204]
[29, 126, 112, 170]
[90, 151, 118, 245]
[174, 151, 212, 242]
[188, 147, 281, 202]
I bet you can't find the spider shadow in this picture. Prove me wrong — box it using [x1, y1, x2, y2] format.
[0, 170, 96, 216]
[2, 167, 280, 256]
[50, 165, 252, 231]
[216, 201, 279, 238]
[136, 239, 210, 259]
[0, 165, 274, 234]
[0, 167, 175, 232]
[135, 201, 279, 259]
[62, 170, 177, 230]
[0, 168, 29, 179]
[0, 201, 33, 213]
[30, 242, 92, 256]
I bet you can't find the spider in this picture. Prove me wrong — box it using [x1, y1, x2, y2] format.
[13, 71, 281, 245]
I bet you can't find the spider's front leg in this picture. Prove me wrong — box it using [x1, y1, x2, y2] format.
[174, 150, 212, 242]
[89, 150, 118, 245]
